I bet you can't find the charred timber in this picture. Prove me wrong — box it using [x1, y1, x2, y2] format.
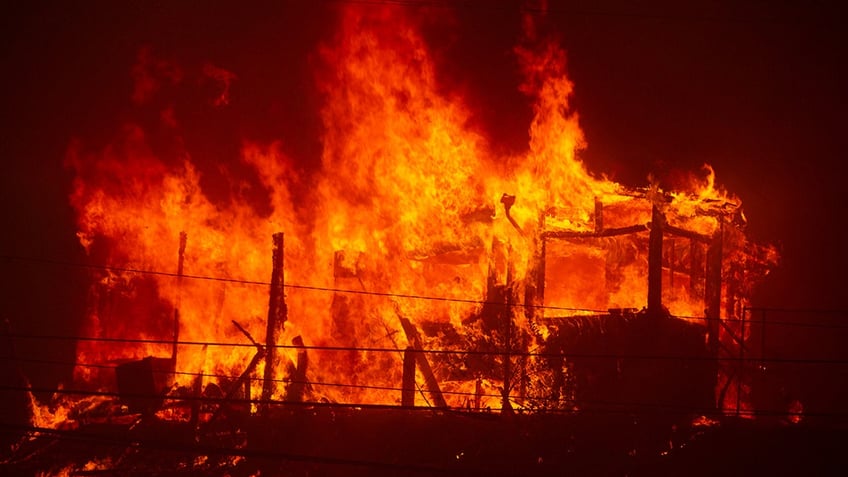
[261, 233, 286, 414]
[500, 193, 524, 236]
[207, 347, 264, 425]
[502, 245, 519, 414]
[542, 222, 712, 244]
[172, 231, 187, 364]
[704, 221, 723, 410]
[399, 317, 448, 408]
[664, 224, 711, 244]
[704, 221, 723, 356]
[542, 224, 648, 239]
[594, 196, 603, 232]
[285, 335, 308, 403]
[401, 346, 416, 407]
[647, 205, 664, 315]
[689, 240, 705, 299]
[526, 215, 547, 324]
[188, 344, 208, 430]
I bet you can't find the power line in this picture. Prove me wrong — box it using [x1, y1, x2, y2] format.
[6, 253, 848, 329]
[0, 254, 605, 314]
[9, 354, 818, 408]
[6, 334, 848, 365]
[0, 355, 498, 400]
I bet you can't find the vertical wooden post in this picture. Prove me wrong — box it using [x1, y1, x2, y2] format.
[647, 205, 664, 315]
[736, 307, 747, 416]
[399, 318, 447, 408]
[502, 308, 513, 414]
[172, 231, 187, 364]
[550, 354, 564, 407]
[475, 377, 482, 411]
[261, 233, 286, 414]
[594, 197, 604, 233]
[704, 220, 724, 410]
[519, 334, 528, 404]
[501, 245, 515, 414]
[285, 335, 308, 403]
[525, 213, 547, 323]
[669, 238, 675, 290]
[689, 239, 704, 299]
[537, 232, 547, 317]
[189, 344, 207, 430]
[402, 346, 416, 407]
[705, 220, 723, 355]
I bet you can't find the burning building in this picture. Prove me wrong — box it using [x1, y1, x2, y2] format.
[7, 3, 785, 476]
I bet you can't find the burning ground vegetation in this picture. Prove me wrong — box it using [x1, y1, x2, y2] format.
[1, 4, 790, 477]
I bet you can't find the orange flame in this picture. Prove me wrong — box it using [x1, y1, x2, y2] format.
[63, 5, 775, 412]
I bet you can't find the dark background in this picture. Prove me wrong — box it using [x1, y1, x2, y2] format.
[2, 0, 846, 425]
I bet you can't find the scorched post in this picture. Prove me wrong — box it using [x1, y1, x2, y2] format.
[261, 232, 287, 415]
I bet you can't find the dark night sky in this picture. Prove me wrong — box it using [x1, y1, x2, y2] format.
[1, 1, 846, 396]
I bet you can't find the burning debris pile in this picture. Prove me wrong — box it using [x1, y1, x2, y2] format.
[5, 3, 781, 476]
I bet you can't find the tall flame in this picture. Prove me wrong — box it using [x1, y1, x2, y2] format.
[62, 5, 774, 410]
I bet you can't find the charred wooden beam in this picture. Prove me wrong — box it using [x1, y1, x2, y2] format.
[668, 238, 675, 290]
[550, 354, 565, 406]
[189, 344, 207, 430]
[401, 346, 416, 407]
[704, 220, 724, 410]
[285, 335, 308, 403]
[172, 231, 187, 364]
[736, 307, 747, 415]
[500, 193, 524, 236]
[536, 215, 547, 318]
[594, 196, 603, 233]
[261, 232, 286, 414]
[502, 305, 514, 414]
[689, 239, 704, 299]
[718, 319, 744, 348]
[204, 320, 265, 425]
[647, 205, 664, 315]
[524, 213, 546, 325]
[664, 224, 711, 244]
[233, 319, 261, 348]
[399, 317, 448, 408]
[502, 244, 517, 414]
[725, 262, 741, 323]
[542, 224, 649, 239]
[705, 220, 723, 356]
[208, 348, 265, 424]
[518, 334, 528, 404]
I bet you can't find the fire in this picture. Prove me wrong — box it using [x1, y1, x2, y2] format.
[56, 4, 775, 419]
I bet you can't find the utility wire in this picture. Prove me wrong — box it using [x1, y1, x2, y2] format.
[0, 254, 605, 314]
[0, 355, 503, 400]
[6, 333, 848, 364]
[5, 253, 848, 328]
[0, 355, 779, 405]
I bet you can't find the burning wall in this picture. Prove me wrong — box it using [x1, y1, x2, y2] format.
[62, 5, 776, 414]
